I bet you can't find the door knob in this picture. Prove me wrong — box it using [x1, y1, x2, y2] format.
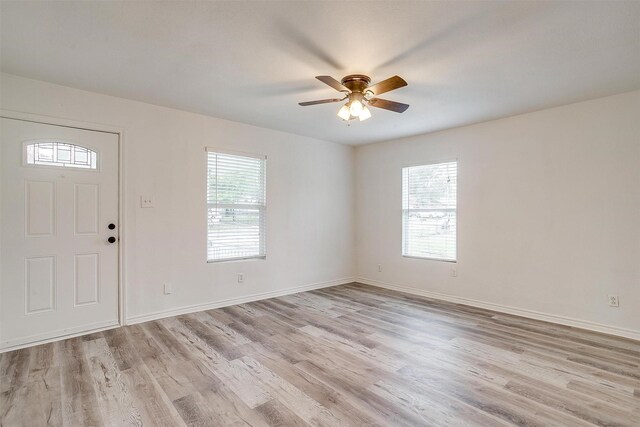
[108, 223, 116, 230]
[107, 236, 117, 244]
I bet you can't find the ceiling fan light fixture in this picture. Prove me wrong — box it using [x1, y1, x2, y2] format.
[359, 105, 372, 121]
[337, 104, 351, 121]
[349, 99, 363, 117]
[348, 92, 364, 117]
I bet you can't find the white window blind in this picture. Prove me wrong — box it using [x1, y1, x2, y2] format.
[402, 161, 457, 261]
[207, 149, 266, 262]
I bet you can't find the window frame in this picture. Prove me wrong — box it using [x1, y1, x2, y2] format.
[205, 147, 267, 263]
[401, 158, 458, 263]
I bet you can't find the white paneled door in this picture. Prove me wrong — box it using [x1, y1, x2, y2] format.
[1, 118, 119, 350]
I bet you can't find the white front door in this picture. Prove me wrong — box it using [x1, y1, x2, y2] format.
[1, 118, 119, 350]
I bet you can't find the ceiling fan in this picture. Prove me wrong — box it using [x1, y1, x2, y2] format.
[299, 74, 409, 122]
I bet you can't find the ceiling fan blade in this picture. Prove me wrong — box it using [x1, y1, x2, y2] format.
[366, 75, 407, 96]
[368, 98, 410, 113]
[316, 76, 350, 92]
[298, 98, 344, 106]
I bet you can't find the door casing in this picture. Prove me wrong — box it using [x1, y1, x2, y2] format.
[0, 109, 127, 352]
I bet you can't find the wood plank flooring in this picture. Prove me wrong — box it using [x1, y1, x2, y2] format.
[1, 283, 639, 426]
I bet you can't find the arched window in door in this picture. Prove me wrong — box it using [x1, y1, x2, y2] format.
[25, 141, 97, 169]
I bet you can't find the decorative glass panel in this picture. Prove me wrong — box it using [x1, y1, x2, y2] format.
[26, 142, 97, 169]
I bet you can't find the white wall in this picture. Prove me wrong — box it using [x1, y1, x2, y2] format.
[0, 73, 355, 323]
[3, 72, 639, 341]
[356, 90, 640, 338]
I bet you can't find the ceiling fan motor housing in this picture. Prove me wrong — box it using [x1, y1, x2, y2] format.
[341, 74, 372, 94]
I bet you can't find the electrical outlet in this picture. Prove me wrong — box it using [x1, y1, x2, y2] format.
[140, 196, 155, 208]
[164, 283, 172, 295]
[377, 264, 382, 273]
[608, 294, 619, 307]
[238, 273, 244, 283]
[450, 268, 457, 277]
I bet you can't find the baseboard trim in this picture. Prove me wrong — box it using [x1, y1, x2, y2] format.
[127, 277, 356, 325]
[0, 320, 120, 353]
[357, 277, 640, 342]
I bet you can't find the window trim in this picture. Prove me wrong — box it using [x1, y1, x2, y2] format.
[205, 146, 266, 160]
[401, 158, 458, 263]
[205, 146, 267, 263]
[207, 254, 266, 264]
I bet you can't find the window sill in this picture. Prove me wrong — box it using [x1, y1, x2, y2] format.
[207, 256, 266, 264]
[402, 255, 457, 263]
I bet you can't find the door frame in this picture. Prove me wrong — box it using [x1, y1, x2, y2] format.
[0, 109, 127, 351]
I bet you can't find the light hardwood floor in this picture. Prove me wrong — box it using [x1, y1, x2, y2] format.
[1, 283, 639, 426]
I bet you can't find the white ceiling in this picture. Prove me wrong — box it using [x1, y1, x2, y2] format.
[1, 1, 639, 145]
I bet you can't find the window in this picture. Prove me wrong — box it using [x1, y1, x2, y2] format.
[26, 141, 97, 169]
[206, 149, 266, 262]
[402, 161, 457, 261]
